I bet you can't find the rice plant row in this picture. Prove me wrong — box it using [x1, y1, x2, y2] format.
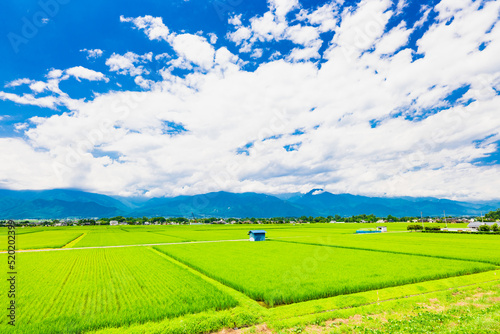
[0, 247, 237, 334]
[154, 241, 495, 306]
[287, 232, 500, 265]
[0, 230, 84, 250]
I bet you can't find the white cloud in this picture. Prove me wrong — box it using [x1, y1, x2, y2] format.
[105, 52, 152, 76]
[2, 0, 500, 200]
[155, 53, 171, 61]
[65, 66, 109, 82]
[120, 15, 170, 41]
[134, 76, 154, 90]
[228, 14, 242, 27]
[296, 2, 339, 32]
[208, 33, 218, 44]
[225, 1, 340, 62]
[270, 0, 300, 19]
[374, 22, 412, 55]
[286, 44, 321, 61]
[326, 0, 393, 59]
[0, 65, 107, 110]
[14, 122, 28, 131]
[80, 48, 103, 59]
[286, 25, 320, 47]
[120, 16, 216, 70]
[0, 92, 59, 109]
[47, 69, 64, 79]
[214, 47, 241, 70]
[414, 5, 432, 28]
[29, 81, 49, 94]
[250, 48, 263, 59]
[228, 26, 252, 45]
[5, 78, 34, 88]
[171, 34, 215, 69]
[0, 138, 67, 190]
[395, 0, 408, 15]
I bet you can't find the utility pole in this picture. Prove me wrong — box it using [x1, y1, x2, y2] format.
[444, 210, 447, 229]
[421, 211, 424, 230]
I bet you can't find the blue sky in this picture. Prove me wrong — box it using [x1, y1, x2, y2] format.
[0, 0, 499, 200]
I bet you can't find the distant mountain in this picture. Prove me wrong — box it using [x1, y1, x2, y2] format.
[288, 189, 499, 217]
[0, 188, 498, 219]
[0, 189, 129, 219]
[130, 191, 306, 218]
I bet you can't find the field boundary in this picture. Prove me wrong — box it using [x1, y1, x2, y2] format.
[1, 235, 315, 253]
[62, 232, 86, 248]
[148, 247, 263, 308]
[268, 269, 500, 316]
[84, 265, 500, 333]
[272, 238, 500, 265]
[267, 279, 500, 331]
[292, 277, 500, 319]
[153, 242, 496, 308]
[0, 238, 250, 253]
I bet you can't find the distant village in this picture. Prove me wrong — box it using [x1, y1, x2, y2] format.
[1, 209, 499, 230]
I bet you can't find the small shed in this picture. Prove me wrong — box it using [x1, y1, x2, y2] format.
[248, 230, 266, 241]
[377, 226, 387, 232]
[468, 222, 483, 231]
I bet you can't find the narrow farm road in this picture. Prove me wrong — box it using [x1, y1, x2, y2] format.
[0, 235, 311, 253]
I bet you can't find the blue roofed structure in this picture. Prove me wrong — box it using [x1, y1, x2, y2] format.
[248, 230, 266, 241]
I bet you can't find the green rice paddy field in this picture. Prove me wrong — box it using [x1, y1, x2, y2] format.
[0, 223, 499, 333]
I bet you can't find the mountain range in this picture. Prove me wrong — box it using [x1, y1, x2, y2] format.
[0, 188, 499, 219]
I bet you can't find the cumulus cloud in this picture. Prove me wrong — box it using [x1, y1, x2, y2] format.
[120, 15, 170, 41]
[374, 22, 412, 55]
[80, 48, 103, 59]
[105, 52, 152, 76]
[0, 65, 107, 109]
[1, 0, 500, 200]
[171, 34, 215, 70]
[5, 78, 34, 88]
[120, 15, 216, 71]
[208, 33, 218, 44]
[296, 2, 339, 32]
[270, 0, 300, 19]
[65, 66, 109, 82]
[226, 0, 335, 61]
[47, 69, 64, 79]
[0, 92, 59, 109]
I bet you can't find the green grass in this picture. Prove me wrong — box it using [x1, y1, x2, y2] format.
[0, 230, 84, 250]
[154, 241, 495, 306]
[1, 223, 472, 249]
[0, 247, 237, 334]
[1, 223, 498, 333]
[267, 281, 500, 333]
[283, 232, 500, 265]
[70, 229, 187, 247]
